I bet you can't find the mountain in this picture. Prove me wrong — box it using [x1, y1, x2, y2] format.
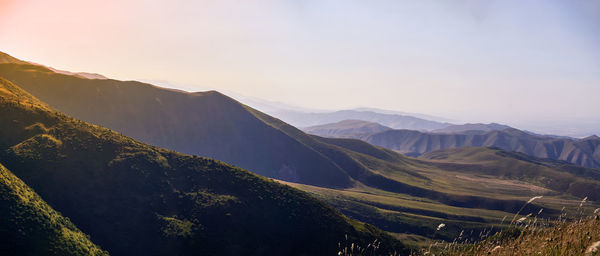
[431, 123, 512, 133]
[0, 60, 452, 191]
[352, 107, 456, 123]
[0, 51, 29, 65]
[0, 76, 406, 255]
[0, 62, 358, 187]
[0, 163, 108, 256]
[1, 52, 106, 80]
[267, 109, 453, 130]
[304, 120, 600, 169]
[304, 120, 393, 138]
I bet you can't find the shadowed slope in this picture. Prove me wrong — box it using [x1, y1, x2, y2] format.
[0, 62, 352, 187]
[0, 163, 108, 256]
[0, 76, 407, 256]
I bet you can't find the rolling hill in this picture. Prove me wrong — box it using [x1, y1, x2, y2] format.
[283, 146, 600, 241]
[304, 120, 600, 169]
[0, 163, 108, 256]
[0, 76, 407, 255]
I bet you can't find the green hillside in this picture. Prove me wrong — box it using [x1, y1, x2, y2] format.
[0, 76, 407, 255]
[422, 147, 600, 200]
[282, 146, 600, 242]
[0, 163, 108, 256]
[0, 62, 355, 187]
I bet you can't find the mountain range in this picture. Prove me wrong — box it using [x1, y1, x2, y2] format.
[0, 75, 406, 255]
[305, 120, 600, 168]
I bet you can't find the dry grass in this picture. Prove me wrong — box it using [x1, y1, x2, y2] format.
[337, 198, 600, 256]
[434, 198, 600, 256]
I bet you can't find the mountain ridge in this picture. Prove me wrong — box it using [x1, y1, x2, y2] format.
[305, 120, 600, 169]
[0, 76, 407, 255]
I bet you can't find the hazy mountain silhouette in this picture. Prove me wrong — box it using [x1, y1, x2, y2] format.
[268, 109, 452, 130]
[431, 123, 512, 133]
[304, 120, 393, 138]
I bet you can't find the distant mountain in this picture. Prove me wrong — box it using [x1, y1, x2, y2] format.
[0, 163, 108, 256]
[0, 76, 406, 255]
[268, 109, 452, 130]
[431, 123, 512, 133]
[304, 120, 392, 138]
[45, 66, 108, 80]
[352, 107, 456, 123]
[304, 120, 600, 169]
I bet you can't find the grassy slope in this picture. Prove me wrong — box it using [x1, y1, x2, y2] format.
[440, 214, 600, 255]
[421, 147, 600, 200]
[0, 76, 408, 255]
[282, 146, 600, 241]
[0, 62, 362, 187]
[0, 163, 108, 256]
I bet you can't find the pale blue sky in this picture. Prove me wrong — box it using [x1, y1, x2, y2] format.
[1, 0, 599, 134]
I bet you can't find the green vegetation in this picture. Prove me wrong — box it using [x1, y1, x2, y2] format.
[440, 217, 600, 255]
[0, 163, 108, 256]
[0, 76, 408, 255]
[281, 146, 600, 242]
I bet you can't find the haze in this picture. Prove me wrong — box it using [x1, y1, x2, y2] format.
[1, 0, 599, 135]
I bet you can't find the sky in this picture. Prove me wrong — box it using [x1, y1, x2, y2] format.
[1, 0, 599, 135]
